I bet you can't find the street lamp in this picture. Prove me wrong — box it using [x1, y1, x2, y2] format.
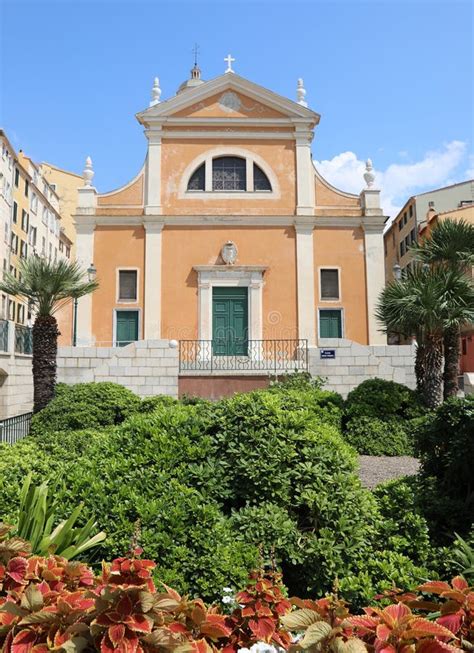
[73, 263, 97, 347]
[393, 263, 402, 281]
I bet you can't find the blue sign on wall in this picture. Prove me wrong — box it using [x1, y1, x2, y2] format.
[320, 349, 336, 360]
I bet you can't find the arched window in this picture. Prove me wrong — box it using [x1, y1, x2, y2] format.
[187, 163, 205, 191]
[253, 163, 272, 191]
[212, 156, 246, 191]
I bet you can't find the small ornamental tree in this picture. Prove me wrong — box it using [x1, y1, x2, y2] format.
[0, 257, 98, 412]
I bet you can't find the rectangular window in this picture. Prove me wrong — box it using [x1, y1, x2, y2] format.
[20, 241, 28, 259]
[319, 309, 343, 338]
[8, 299, 15, 320]
[12, 201, 18, 223]
[10, 233, 18, 255]
[115, 310, 139, 347]
[398, 220, 403, 231]
[41, 236, 46, 255]
[42, 207, 48, 225]
[410, 227, 416, 244]
[118, 270, 138, 301]
[400, 241, 405, 257]
[30, 192, 38, 213]
[320, 269, 340, 300]
[14, 168, 19, 187]
[17, 304, 25, 324]
[24, 179, 29, 197]
[409, 205, 413, 218]
[404, 235, 410, 248]
[21, 210, 29, 232]
[29, 226, 37, 247]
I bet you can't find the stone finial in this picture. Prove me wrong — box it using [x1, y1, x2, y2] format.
[83, 156, 94, 187]
[297, 78, 308, 107]
[364, 158, 375, 189]
[149, 77, 161, 106]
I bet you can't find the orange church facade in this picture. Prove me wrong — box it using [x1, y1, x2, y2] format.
[74, 65, 387, 355]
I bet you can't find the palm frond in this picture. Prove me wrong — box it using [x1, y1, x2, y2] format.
[411, 218, 474, 268]
[0, 256, 98, 317]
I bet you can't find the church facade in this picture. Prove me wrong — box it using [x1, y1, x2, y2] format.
[74, 63, 387, 360]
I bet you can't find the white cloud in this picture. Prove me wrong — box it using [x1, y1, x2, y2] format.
[314, 140, 469, 219]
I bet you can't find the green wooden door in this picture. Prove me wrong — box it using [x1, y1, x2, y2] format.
[319, 310, 342, 338]
[116, 310, 139, 346]
[212, 287, 248, 355]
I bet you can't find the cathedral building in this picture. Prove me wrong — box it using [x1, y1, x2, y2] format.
[74, 60, 387, 357]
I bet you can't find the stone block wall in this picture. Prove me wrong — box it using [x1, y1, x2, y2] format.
[57, 340, 179, 398]
[309, 339, 416, 398]
[0, 353, 34, 419]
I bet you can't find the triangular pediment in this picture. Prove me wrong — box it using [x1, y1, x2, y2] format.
[137, 73, 320, 125]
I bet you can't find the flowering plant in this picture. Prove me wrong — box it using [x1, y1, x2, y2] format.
[1, 524, 472, 653]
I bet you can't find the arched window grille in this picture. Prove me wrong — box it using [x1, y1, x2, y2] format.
[212, 157, 246, 191]
[253, 163, 272, 191]
[187, 163, 205, 191]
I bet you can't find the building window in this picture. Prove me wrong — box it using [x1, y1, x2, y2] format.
[212, 156, 246, 191]
[8, 299, 15, 321]
[66, 246, 70, 258]
[320, 269, 340, 300]
[42, 207, 48, 225]
[29, 226, 37, 247]
[24, 179, 29, 197]
[30, 192, 38, 213]
[21, 210, 29, 232]
[10, 233, 18, 255]
[410, 227, 416, 244]
[409, 205, 413, 218]
[20, 241, 28, 259]
[253, 163, 272, 191]
[17, 304, 25, 324]
[41, 236, 46, 255]
[49, 243, 52, 259]
[118, 270, 138, 301]
[187, 163, 205, 191]
[319, 309, 343, 338]
[398, 220, 403, 231]
[14, 168, 19, 187]
[12, 201, 18, 223]
[400, 241, 405, 257]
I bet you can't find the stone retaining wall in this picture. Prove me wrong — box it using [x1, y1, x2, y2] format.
[309, 339, 416, 398]
[57, 340, 179, 398]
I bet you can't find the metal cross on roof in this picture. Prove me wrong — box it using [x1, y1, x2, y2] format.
[224, 53, 235, 73]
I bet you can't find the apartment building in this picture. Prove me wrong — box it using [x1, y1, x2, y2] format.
[0, 131, 16, 320]
[384, 179, 474, 282]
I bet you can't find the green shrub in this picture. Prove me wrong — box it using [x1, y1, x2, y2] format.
[344, 416, 414, 456]
[344, 379, 425, 423]
[31, 382, 142, 434]
[268, 382, 344, 430]
[0, 387, 429, 604]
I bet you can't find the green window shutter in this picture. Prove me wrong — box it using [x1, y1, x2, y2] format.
[319, 310, 342, 338]
[116, 310, 139, 346]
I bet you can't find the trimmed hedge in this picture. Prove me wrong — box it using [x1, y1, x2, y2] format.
[344, 378, 425, 423]
[0, 385, 426, 604]
[343, 416, 414, 456]
[30, 382, 142, 434]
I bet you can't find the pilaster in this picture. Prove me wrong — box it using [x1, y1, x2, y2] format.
[143, 219, 164, 339]
[295, 126, 315, 216]
[360, 186, 386, 345]
[295, 219, 316, 346]
[144, 129, 162, 215]
[75, 218, 95, 345]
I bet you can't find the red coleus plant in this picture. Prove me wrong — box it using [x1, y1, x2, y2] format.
[222, 570, 292, 653]
[0, 524, 472, 653]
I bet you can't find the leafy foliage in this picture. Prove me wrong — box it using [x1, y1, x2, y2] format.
[0, 525, 471, 653]
[31, 382, 142, 434]
[343, 416, 414, 456]
[14, 475, 105, 560]
[344, 378, 424, 423]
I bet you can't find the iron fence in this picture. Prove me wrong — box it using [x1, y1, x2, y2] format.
[179, 339, 308, 373]
[0, 412, 32, 444]
[15, 324, 33, 355]
[0, 319, 8, 352]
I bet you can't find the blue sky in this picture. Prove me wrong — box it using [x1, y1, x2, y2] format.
[1, 0, 473, 216]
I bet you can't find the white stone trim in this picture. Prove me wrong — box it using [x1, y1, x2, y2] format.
[163, 130, 296, 140]
[178, 146, 280, 200]
[75, 214, 365, 228]
[295, 223, 316, 346]
[193, 265, 266, 341]
[144, 220, 164, 339]
[144, 132, 162, 215]
[75, 223, 95, 345]
[136, 72, 320, 123]
[363, 220, 386, 345]
[295, 127, 315, 216]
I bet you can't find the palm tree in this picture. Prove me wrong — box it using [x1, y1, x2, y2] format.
[412, 219, 474, 399]
[376, 265, 474, 409]
[0, 257, 98, 412]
